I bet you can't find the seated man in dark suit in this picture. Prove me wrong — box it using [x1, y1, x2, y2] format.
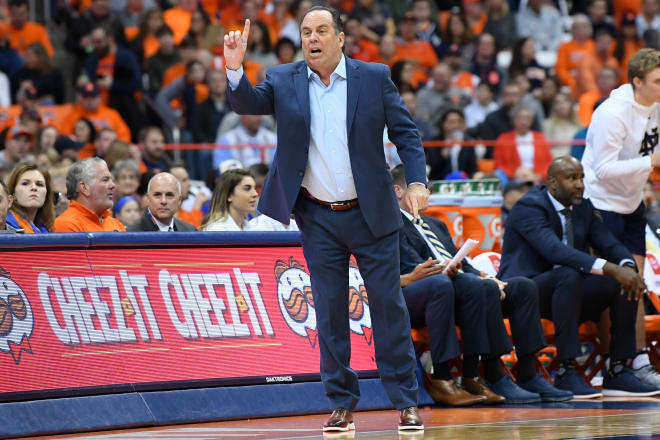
[127, 172, 197, 232]
[499, 156, 659, 397]
[392, 165, 570, 404]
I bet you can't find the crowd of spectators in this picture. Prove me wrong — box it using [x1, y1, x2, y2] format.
[1, 0, 660, 233]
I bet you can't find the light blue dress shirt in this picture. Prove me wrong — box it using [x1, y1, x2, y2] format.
[227, 55, 356, 202]
[226, 55, 425, 203]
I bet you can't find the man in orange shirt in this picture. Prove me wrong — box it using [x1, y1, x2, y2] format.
[396, 14, 438, 82]
[58, 83, 131, 143]
[374, 34, 400, 67]
[161, 36, 198, 87]
[577, 66, 619, 126]
[5, 0, 54, 57]
[555, 14, 595, 98]
[344, 16, 379, 63]
[54, 157, 126, 232]
[163, 0, 197, 44]
[577, 28, 620, 97]
[77, 127, 117, 160]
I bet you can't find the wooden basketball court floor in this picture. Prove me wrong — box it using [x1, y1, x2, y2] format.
[20, 398, 660, 440]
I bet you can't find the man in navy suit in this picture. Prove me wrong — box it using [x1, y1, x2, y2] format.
[392, 165, 570, 404]
[223, 7, 429, 432]
[499, 156, 660, 397]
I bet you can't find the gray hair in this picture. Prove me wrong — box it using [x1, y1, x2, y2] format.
[511, 104, 534, 118]
[66, 157, 106, 200]
[112, 159, 141, 180]
[147, 172, 181, 195]
[571, 14, 592, 36]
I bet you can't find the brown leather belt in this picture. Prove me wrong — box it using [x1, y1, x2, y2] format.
[301, 188, 359, 211]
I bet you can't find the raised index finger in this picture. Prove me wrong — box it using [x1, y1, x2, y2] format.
[242, 19, 251, 42]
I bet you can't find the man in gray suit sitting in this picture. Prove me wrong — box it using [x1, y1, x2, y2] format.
[127, 173, 196, 232]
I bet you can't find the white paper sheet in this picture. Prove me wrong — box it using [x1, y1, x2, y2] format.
[442, 239, 480, 274]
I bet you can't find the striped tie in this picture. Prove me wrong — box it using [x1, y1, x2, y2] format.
[414, 217, 463, 272]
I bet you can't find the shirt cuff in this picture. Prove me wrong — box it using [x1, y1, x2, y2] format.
[226, 66, 244, 91]
[590, 258, 607, 275]
[408, 182, 427, 188]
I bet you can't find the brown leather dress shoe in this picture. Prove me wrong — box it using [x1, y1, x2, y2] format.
[426, 378, 487, 406]
[398, 406, 424, 431]
[461, 377, 506, 404]
[323, 408, 354, 432]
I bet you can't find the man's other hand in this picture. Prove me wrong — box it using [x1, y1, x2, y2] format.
[405, 183, 430, 219]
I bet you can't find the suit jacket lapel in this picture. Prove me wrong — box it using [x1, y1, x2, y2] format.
[143, 211, 159, 231]
[294, 63, 310, 129]
[346, 58, 361, 137]
[543, 191, 563, 240]
[402, 215, 433, 259]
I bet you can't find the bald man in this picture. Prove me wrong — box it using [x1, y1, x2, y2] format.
[127, 172, 197, 232]
[499, 156, 658, 398]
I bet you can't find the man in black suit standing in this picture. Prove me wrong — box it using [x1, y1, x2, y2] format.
[127, 172, 196, 232]
[392, 165, 570, 403]
[499, 156, 659, 397]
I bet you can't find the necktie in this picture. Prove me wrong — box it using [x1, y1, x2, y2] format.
[168, 226, 173, 232]
[560, 208, 574, 247]
[414, 217, 463, 272]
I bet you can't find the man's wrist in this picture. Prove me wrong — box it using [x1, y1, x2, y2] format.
[621, 260, 638, 272]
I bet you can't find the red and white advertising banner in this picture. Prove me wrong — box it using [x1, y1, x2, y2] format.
[0, 246, 377, 398]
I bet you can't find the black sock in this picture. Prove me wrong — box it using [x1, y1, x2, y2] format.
[433, 362, 452, 380]
[463, 354, 479, 378]
[557, 358, 574, 375]
[517, 354, 537, 383]
[483, 356, 505, 384]
[609, 359, 626, 376]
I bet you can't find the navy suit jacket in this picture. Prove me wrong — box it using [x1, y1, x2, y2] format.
[227, 57, 427, 238]
[498, 185, 632, 279]
[399, 213, 480, 276]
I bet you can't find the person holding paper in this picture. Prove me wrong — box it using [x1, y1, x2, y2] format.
[392, 165, 571, 404]
[499, 156, 660, 398]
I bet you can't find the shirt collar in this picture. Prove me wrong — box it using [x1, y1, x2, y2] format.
[400, 208, 414, 222]
[149, 210, 174, 231]
[307, 53, 347, 81]
[70, 200, 111, 224]
[546, 191, 571, 213]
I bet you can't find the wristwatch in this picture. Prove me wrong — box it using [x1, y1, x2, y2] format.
[622, 261, 638, 273]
